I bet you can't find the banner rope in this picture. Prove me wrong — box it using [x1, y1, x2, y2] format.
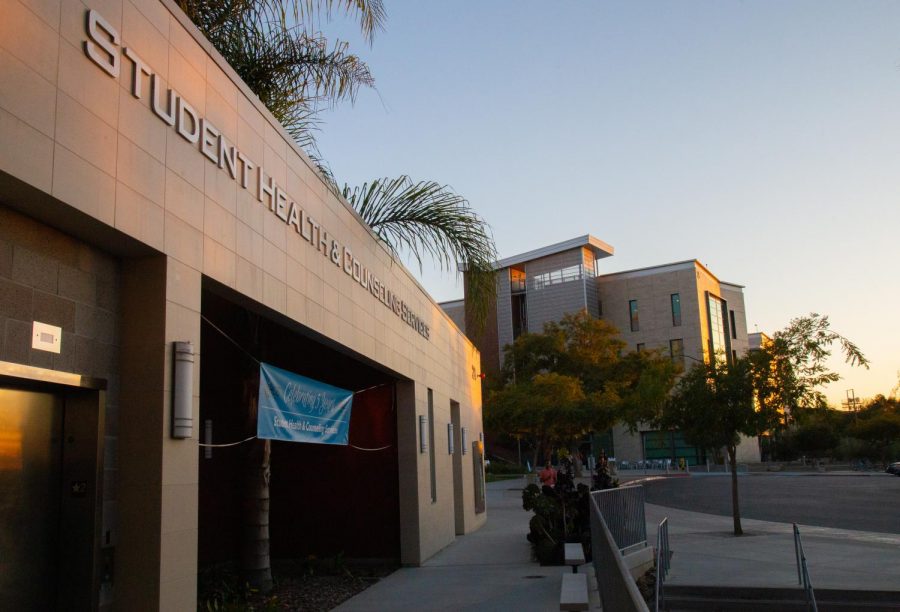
[349, 444, 392, 451]
[198, 435, 257, 448]
[198, 316, 394, 450]
[200, 315, 261, 365]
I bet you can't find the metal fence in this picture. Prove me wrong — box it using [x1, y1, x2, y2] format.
[654, 518, 670, 612]
[589, 492, 650, 612]
[594, 485, 648, 551]
[793, 524, 818, 611]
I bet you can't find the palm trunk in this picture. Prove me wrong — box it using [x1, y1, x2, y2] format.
[728, 444, 743, 535]
[243, 436, 273, 592]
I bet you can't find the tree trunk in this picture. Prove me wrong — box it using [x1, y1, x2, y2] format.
[571, 445, 583, 477]
[728, 444, 743, 535]
[243, 437, 273, 592]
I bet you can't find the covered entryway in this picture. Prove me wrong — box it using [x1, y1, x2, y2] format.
[198, 281, 403, 577]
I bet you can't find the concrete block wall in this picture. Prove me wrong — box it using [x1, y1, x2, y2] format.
[0, 206, 121, 606]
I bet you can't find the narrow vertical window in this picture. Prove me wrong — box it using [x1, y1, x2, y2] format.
[671, 293, 682, 327]
[598, 300, 603, 317]
[629, 300, 639, 332]
[729, 310, 737, 339]
[636, 343, 645, 353]
[428, 389, 436, 503]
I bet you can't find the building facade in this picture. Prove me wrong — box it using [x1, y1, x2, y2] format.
[443, 236, 760, 466]
[0, 1, 486, 609]
[596, 260, 758, 465]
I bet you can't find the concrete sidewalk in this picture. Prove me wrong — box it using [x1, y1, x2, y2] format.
[644, 502, 900, 591]
[337, 475, 899, 611]
[336, 477, 586, 611]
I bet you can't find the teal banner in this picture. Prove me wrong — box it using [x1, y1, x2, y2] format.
[257, 363, 353, 445]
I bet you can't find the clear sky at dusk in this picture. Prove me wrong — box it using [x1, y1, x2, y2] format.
[315, 1, 900, 406]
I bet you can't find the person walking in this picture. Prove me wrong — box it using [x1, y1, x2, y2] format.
[538, 461, 557, 487]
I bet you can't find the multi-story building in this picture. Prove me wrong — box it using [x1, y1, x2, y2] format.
[443, 235, 761, 465]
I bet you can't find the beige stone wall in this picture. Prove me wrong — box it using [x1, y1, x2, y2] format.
[721, 283, 749, 357]
[0, 0, 485, 608]
[597, 262, 704, 362]
[735, 433, 761, 463]
[695, 265, 722, 362]
[597, 262, 756, 463]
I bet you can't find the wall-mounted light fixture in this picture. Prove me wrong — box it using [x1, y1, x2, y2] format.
[461, 427, 468, 454]
[447, 423, 455, 454]
[172, 341, 194, 439]
[419, 415, 428, 453]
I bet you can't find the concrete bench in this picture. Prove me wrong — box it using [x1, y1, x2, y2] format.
[564, 542, 585, 573]
[560, 572, 589, 611]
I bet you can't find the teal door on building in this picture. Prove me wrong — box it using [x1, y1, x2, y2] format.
[641, 430, 705, 466]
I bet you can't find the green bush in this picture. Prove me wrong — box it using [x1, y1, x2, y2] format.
[485, 460, 526, 474]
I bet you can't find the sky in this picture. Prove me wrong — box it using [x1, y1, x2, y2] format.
[313, 0, 900, 407]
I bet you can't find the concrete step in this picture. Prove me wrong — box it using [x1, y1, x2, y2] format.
[664, 585, 900, 612]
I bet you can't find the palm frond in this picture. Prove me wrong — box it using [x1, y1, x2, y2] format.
[343, 176, 497, 272]
[177, 0, 375, 149]
[291, 0, 386, 44]
[343, 176, 498, 332]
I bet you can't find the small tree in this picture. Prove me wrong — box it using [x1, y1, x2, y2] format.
[661, 313, 869, 536]
[755, 313, 869, 425]
[663, 357, 760, 535]
[849, 403, 900, 464]
[487, 372, 589, 468]
[486, 311, 676, 466]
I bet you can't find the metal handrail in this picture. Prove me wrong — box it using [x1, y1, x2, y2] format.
[595, 485, 648, 551]
[793, 523, 818, 612]
[654, 518, 670, 612]
[589, 492, 650, 612]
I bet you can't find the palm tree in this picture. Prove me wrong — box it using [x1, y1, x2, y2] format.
[180, 0, 497, 593]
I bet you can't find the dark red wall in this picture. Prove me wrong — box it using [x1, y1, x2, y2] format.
[198, 284, 401, 568]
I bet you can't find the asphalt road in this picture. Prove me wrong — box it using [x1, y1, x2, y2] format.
[640, 473, 900, 534]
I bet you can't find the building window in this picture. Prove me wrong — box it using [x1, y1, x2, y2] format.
[598, 300, 603, 317]
[706, 293, 730, 363]
[428, 389, 436, 503]
[732, 349, 738, 363]
[510, 267, 526, 293]
[670, 338, 684, 367]
[637, 343, 645, 353]
[629, 300, 639, 332]
[671, 293, 682, 327]
[532, 264, 587, 290]
[729, 310, 737, 339]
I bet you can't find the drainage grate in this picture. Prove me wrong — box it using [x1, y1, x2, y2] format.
[523, 575, 546, 580]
